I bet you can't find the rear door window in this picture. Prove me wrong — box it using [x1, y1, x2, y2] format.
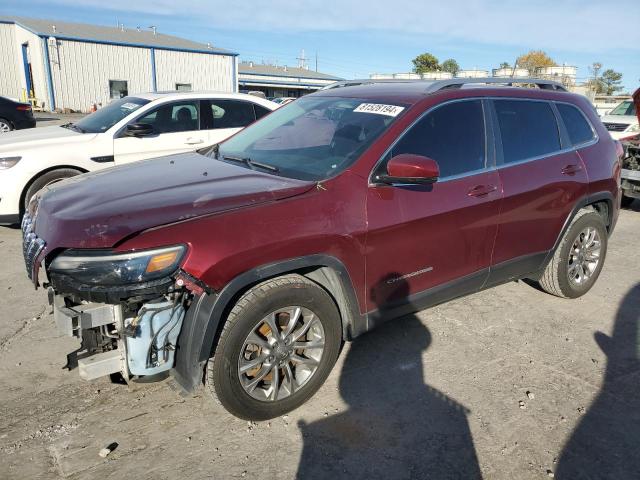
[208, 100, 256, 129]
[556, 103, 595, 146]
[389, 99, 486, 178]
[493, 100, 560, 164]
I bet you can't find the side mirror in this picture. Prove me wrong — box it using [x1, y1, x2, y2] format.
[377, 154, 440, 185]
[124, 123, 154, 137]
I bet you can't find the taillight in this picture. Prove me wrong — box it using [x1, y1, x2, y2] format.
[16, 104, 32, 111]
[614, 139, 624, 159]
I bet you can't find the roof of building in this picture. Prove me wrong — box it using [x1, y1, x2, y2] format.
[238, 62, 343, 81]
[0, 16, 236, 55]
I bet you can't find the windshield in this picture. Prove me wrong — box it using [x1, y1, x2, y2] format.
[74, 97, 150, 133]
[609, 100, 636, 117]
[215, 96, 405, 181]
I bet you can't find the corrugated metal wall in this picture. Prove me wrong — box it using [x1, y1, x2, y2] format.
[48, 40, 152, 111]
[0, 24, 23, 99]
[155, 49, 234, 93]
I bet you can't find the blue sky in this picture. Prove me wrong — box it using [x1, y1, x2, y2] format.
[3, 0, 640, 91]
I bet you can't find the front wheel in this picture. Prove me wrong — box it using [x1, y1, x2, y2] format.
[538, 210, 608, 298]
[206, 274, 342, 420]
[23, 168, 83, 211]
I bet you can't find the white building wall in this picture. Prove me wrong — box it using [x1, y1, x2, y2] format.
[47, 39, 151, 111]
[0, 24, 22, 100]
[238, 73, 333, 88]
[155, 49, 234, 93]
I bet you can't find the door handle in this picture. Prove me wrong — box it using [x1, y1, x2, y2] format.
[561, 164, 583, 175]
[185, 138, 204, 145]
[468, 184, 497, 197]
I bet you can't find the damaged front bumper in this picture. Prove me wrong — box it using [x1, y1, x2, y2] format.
[52, 290, 186, 381]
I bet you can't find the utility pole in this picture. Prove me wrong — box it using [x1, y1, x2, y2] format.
[591, 62, 602, 95]
[315, 52, 318, 72]
[296, 49, 307, 69]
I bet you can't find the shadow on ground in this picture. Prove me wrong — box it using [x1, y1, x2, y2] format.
[556, 283, 640, 479]
[296, 275, 482, 479]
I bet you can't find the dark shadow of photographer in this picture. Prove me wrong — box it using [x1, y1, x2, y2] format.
[556, 283, 640, 479]
[296, 273, 482, 479]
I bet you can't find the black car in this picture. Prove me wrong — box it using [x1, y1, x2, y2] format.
[0, 96, 36, 133]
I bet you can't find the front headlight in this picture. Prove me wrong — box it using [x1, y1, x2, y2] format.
[49, 245, 186, 285]
[0, 156, 21, 169]
[626, 123, 640, 133]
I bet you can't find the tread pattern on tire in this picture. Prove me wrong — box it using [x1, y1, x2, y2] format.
[205, 273, 327, 410]
[538, 208, 596, 298]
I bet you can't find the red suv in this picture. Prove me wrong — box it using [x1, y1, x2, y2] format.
[23, 78, 621, 420]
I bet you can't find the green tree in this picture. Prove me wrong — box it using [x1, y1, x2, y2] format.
[516, 50, 556, 74]
[440, 58, 460, 75]
[412, 53, 439, 74]
[600, 69, 624, 95]
[499, 62, 511, 69]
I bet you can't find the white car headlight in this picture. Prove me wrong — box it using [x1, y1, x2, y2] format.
[0, 156, 21, 169]
[626, 123, 640, 133]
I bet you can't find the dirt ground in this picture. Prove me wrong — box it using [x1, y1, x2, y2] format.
[1, 204, 639, 480]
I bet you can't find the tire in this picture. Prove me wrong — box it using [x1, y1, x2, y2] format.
[621, 195, 635, 208]
[0, 117, 13, 133]
[23, 168, 83, 211]
[538, 209, 608, 298]
[206, 274, 342, 420]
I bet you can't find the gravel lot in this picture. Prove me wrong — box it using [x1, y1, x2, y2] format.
[0, 204, 639, 479]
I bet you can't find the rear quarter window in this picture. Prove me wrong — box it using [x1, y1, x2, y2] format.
[494, 100, 561, 164]
[556, 103, 595, 146]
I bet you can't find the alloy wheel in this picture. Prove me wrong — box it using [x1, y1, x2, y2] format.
[567, 226, 601, 286]
[238, 306, 325, 402]
[0, 121, 12, 133]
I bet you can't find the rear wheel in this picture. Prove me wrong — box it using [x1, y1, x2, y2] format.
[23, 168, 83, 211]
[0, 118, 13, 133]
[538, 210, 608, 298]
[206, 274, 342, 420]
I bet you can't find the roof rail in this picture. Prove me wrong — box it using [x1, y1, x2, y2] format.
[321, 77, 567, 92]
[425, 77, 567, 93]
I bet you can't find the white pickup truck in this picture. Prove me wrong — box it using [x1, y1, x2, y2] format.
[620, 88, 640, 207]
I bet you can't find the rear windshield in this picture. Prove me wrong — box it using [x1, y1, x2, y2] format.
[213, 96, 406, 181]
[75, 96, 150, 133]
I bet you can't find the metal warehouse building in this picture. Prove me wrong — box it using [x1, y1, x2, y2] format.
[0, 16, 238, 112]
[238, 61, 342, 98]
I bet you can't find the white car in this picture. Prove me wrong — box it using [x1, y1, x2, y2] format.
[600, 99, 639, 141]
[0, 92, 277, 224]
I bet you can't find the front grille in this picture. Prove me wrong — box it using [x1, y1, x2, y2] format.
[21, 213, 46, 280]
[603, 122, 629, 132]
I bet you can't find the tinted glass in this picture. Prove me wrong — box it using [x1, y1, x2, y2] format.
[75, 96, 150, 133]
[557, 103, 594, 146]
[210, 100, 256, 129]
[494, 100, 560, 164]
[214, 96, 402, 181]
[609, 100, 636, 116]
[390, 100, 485, 178]
[254, 104, 271, 120]
[137, 101, 199, 133]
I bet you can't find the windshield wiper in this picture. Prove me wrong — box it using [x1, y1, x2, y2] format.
[222, 155, 279, 173]
[61, 122, 86, 133]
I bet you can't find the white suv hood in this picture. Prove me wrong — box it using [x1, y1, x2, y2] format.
[600, 114, 637, 126]
[0, 126, 96, 155]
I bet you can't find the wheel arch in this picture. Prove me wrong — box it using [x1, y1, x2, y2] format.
[20, 165, 88, 213]
[171, 255, 364, 393]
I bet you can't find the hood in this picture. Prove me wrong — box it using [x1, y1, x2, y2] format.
[600, 114, 637, 125]
[33, 152, 315, 250]
[0, 126, 93, 154]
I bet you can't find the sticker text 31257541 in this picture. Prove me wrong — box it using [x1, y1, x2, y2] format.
[353, 103, 405, 117]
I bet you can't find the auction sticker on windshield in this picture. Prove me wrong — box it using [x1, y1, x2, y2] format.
[354, 103, 405, 117]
